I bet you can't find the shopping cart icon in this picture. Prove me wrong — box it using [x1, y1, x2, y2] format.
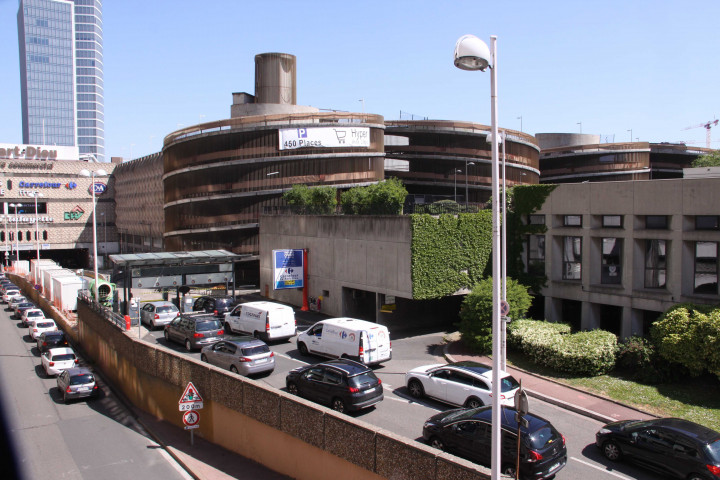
[333, 129, 347, 144]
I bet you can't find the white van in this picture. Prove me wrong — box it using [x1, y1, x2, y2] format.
[223, 301, 296, 342]
[296, 318, 392, 365]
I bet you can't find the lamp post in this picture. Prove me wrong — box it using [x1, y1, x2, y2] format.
[454, 34, 502, 480]
[465, 161, 475, 205]
[501, 131, 507, 371]
[9, 203, 22, 264]
[453, 168, 461, 203]
[79, 168, 108, 302]
[30, 192, 43, 261]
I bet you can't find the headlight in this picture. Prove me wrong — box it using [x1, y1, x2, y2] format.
[423, 421, 436, 429]
[597, 428, 612, 435]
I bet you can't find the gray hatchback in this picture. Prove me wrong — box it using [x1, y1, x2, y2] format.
[140, 301, 180, 329]
[201, 336, 275, 376]
[163, 313, 224, 351]
[57, 367, 99, 403]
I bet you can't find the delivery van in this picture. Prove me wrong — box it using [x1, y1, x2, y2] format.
[296, 318, 392, 365]
[224, 301, 296, 342]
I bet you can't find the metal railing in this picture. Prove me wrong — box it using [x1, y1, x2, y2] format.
[78, 290, 127, 331]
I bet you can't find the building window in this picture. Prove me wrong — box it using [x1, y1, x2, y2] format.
[43, 231, 48, 241]
[645, 239, 666, 288]
[601, 238, 622, 284]
[696, 216, 720, 231]
[694, 241, 718, 295]
[564, 215, 582, 227]
[528, 215, 545, 225]
[18, 232, 22, 242]
[646, 215, 668, 229]
[602, 215, 623, 228]
[562, 236, 582, 280]
[527, 235, 545, 276]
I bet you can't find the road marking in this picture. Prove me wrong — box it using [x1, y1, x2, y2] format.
[570, 457, 634, 479]
[277, 353, 309, 365]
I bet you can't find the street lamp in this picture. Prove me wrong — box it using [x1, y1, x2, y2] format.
[465, 161, 475, 205]
[453, 168, 461, 203]
[79, 168, 108, 303]
[454, 33, 502, 480]
[9, 203, 22, 264]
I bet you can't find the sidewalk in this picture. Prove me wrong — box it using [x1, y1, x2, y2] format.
[443, 336, 658, 424]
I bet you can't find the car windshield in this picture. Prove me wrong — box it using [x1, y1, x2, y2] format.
[526, 426, 560, 450]
[348, 371, 379, 388]
[241, 345, 270, 356]
[706, 439, 720, 463]
[500, 375, 520, 393]
[69, 374, 94, 385]
[196, 320, 221, 331]
[37, 322, 54, 328]
[156, 306, 177, 313]
[54, 354, 75, 361]
[28, 311, 43, 317]
[46, 333, 64, 340]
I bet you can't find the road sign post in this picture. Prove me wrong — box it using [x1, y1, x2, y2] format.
[179, 382, 204, 446]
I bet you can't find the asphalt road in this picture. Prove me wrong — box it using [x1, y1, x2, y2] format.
[0, 303, 191, 480]
[142, 320, 659, 480]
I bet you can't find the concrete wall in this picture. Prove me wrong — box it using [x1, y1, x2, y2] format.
[71, 298, 491, 480]
[259, 215, 413, 319]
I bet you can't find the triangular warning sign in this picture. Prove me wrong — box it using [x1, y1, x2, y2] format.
[179, 382, 203, 404]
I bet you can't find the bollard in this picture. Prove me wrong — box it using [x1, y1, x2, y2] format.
[124, 315, 131, 331]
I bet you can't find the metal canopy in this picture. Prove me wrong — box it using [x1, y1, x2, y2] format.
[109, 250, 247, 268]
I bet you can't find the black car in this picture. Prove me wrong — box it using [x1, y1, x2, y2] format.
[192, 295, 236, 317]
[285, 358, 383, 414]
[14, 302, 36, 319]
[423, 406, 567, 480]
[163, 313, 225, 351]
[596, 418, 720, 480]
[37, 331, 69, 353]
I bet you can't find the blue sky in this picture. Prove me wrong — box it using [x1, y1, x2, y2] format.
[0, 0, 718, 159]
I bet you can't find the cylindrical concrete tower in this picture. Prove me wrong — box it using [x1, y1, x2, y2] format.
[255, 53, 297, 105]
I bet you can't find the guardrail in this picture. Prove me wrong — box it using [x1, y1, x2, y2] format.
[77, 290, 127, 330]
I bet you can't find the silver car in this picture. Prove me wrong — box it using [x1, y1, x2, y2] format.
[201, 337, 275, 376]
[140, 301, 180, 329]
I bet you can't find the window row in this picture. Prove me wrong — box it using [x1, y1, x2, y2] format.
[532, 214, 720, 231]
[528, 235, 719, 295]
[1, 231, 49, 242]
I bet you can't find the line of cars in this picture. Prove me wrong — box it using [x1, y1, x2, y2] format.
[2, 274, 99, 404]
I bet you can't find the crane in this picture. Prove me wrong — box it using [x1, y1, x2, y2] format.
[683, 119, 719, 148]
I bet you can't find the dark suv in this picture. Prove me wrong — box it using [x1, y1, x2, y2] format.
[423, 406, 567, 479]
[163, 313, 224, 351]
[285, 358, 383, 414]
[596, 418, 720, 479]
[192, 295, 236, 318]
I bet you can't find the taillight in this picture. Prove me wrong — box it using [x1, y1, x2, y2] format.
[154, 314, 160, 319]
[270, 352, 275, 357]
[707, 464, 720, 476]
[561, 434, 566, 446]
[42, 341, 47, 346]
[66, 386, 72, 393]
[378, 379, 382, 384]
[193, 333, 205, 338]
[389, 340, 392, 349]
[213, 310, 218, 316]
[265, 319, 270, 333]
[93, 385, 98, 390]
[238, 357, 251, 362]
[359, 345, 364, 357]
[33, 328, 38, 332]
[49, 362, 55, 366]
[217, 330, 224, 335]
[74, 359, 79, 364]
[348, 386, 360, 393]
[527, 450, 543, 463]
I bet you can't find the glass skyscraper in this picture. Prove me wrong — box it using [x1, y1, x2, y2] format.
[18, 0, 104, 162]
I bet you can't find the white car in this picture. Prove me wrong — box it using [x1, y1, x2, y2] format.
[8, 295, 27, 311]
[22, 308, 45, 326]
[405, 361, 520, 409]
[29, 319, 57, 340]
[41, 347, 78, 376]
[3, 289, 22, 303]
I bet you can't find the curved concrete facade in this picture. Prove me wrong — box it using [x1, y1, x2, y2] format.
[162, 113, 386, 255]
[385, 120, 540, 204]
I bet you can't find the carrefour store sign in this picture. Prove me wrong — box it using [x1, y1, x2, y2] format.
[0, 143, 79, 161]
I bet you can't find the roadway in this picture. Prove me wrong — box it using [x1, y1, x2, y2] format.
[141, 319, 659, 480]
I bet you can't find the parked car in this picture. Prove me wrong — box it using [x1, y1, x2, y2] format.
[423, 406, 567, 480]
[41, 347, 78, 376]
[56, 367, 98, 403]
[28, 318, 57, 340]
[405, 361, 520, 409]
[596, 418, 720, 480]
[3, 288, 22, 304]
[163, 313, 224, 351]
[22, 308, 45, 326]
[37, 331, 69, 353]
[140, 301, 180, 329]
[14, 301, 35, 319]
[192, 295, 236, 318]
[201, 336, 275, 376]
[7, 295, 27, 312]
[285, 358, 383, 413]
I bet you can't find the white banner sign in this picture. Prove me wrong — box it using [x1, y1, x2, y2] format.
[279, 127, 370, 150]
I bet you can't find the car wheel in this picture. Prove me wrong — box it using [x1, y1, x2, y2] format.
[185, 339, 193, 352]
[224, 322, 231, 332]
[200, 354, 208, 363]
[298, 342, 309, 356]
[501, 465, 517, 477]
[687, 475, 706, 480]
[287, 382, 299, 395]
[465, 397, 483, 409]
[603, 440, 623, 461]
[429, 436, 445, 450]
[331, 397, 346, 413]
[408, 379, 425, 399]
[230, 365, 239, 374]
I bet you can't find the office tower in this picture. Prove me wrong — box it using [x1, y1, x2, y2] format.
[18, 0, 104, 162]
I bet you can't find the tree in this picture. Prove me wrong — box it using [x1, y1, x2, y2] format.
[282, 185, 337, 214]
[458, 277, 532, 353]
[340, 178, 408, 214]
[692, 151, 720, 167]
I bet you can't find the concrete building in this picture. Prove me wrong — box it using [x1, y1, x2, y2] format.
[531, 177, 720, 338]
[18, 0, 105, 162]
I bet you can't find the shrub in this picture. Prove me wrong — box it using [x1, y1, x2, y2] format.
[507, 319, 616, 376]
[340, 178, 407, 215]
[283, 184, 337, 214]
[616, 335, 688, 384]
